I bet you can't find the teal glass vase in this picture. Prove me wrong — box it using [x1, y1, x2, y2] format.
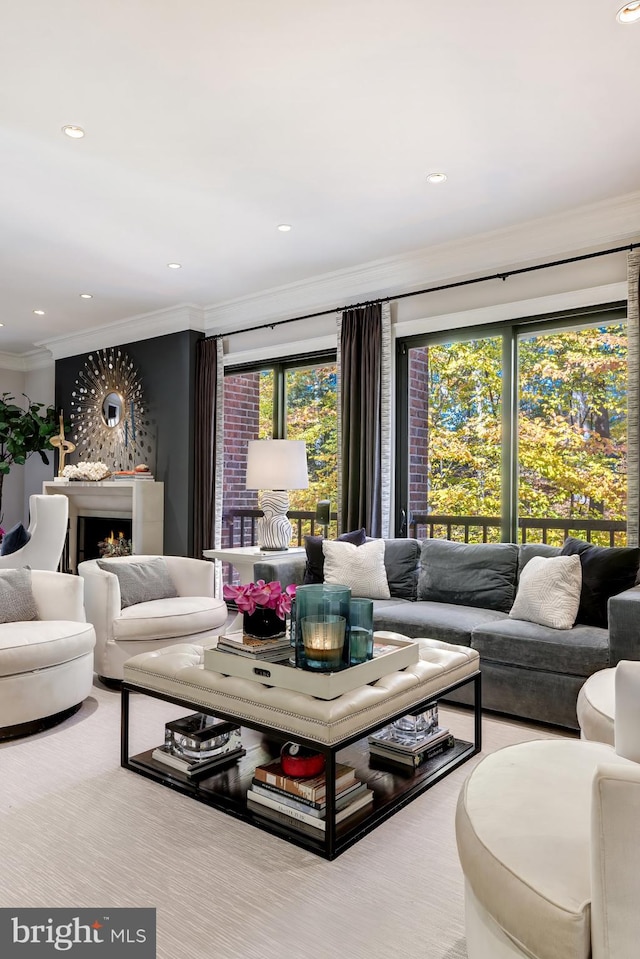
[294, 584, 351, 671]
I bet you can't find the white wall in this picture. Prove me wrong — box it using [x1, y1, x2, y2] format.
[0, 364, 56, 528]
[221, 244, 628, 366]
[0, 368, 26, 528]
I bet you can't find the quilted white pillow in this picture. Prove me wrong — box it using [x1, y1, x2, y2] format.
[509, 554, 582, 630]
[322, 538, 390, 600]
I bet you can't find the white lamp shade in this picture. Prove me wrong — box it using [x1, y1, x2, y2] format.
[246, 439, 309, 490]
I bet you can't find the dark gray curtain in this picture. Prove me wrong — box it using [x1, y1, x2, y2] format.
[339, 303, 383, 536]
[193, 337, 220, 559]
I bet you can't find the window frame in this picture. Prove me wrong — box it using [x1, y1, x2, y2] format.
[395, 301, 628, 540]
[224, 349, 337, 439]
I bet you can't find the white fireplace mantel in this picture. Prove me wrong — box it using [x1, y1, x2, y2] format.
[42, 480, 164, 572]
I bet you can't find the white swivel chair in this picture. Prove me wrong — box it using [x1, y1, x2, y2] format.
[78, 554, 228, 684]
[0, 494, 68, 571]
[0, 569, 95, 739]
[456, 660, 640, 959]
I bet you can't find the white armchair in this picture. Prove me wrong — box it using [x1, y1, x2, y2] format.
[0, 494, 68, 571]
[78, 554, 228, 683]
[0, 569, 95, 739]
[456, 660, 640, 959]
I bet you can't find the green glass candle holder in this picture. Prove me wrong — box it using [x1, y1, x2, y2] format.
[294, 583, 351, 671]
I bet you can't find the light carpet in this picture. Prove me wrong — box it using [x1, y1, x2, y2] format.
[0, 681, 573, 959]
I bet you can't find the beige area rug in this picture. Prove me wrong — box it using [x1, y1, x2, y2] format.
[0, 681, 572, 959]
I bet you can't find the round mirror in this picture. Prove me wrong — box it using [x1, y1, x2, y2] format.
[101, 391, 123, 428]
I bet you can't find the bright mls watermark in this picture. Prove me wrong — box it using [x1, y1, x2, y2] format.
[0, 908, 155, 956]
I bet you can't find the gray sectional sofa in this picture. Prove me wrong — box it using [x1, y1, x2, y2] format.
[255, 537, 640, 730]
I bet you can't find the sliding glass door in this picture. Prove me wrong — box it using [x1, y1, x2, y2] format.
[518, 322, 627, 546]
[397, 306, 628, 545]
[405, 335, 503, 542]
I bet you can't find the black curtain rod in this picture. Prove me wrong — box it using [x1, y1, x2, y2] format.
[211, 240, 638, 341]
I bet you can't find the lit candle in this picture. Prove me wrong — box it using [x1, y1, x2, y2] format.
[301, 616, 346, 668]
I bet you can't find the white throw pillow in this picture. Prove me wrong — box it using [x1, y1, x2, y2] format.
[509, 554, 582, 630]
[322, 538, 391, 600]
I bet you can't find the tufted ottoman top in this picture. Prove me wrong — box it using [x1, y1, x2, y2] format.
[123, 637, 479, 745]
[0, 621, 96, 677]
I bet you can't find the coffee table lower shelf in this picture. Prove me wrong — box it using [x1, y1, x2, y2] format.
[121, 671, 480, 860]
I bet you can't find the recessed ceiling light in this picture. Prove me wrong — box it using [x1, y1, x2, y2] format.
[33, 310, 45, 315]
[167, 262, 182, 269]
[426, 172, 447, 184]
[79, 293, 93, 299]
[62, 125, 85, 139]
[617, 1, 640, 21]
[277, 224, 292, 232]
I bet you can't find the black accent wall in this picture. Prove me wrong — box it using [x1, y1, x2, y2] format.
[55, 330, 203, 557]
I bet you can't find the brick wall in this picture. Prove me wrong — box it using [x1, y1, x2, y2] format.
[222, 372, 260, 551]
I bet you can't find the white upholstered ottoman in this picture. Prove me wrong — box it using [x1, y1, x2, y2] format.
[0, 571, 96, 739]
[123, 635, 481, 858]
[123, 635, 479, 745]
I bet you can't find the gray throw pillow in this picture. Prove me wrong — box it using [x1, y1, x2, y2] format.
[0, 567, 39, 623]
[417, 539, 519, 612]
[96, 557, 178, 609]
[382, 539, 422, 600]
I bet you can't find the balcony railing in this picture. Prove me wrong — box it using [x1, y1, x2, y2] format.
[409, 513, 627, 547]
[223, 507, 627, 549]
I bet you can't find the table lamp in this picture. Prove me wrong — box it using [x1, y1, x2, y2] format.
[246, 439, 309, 550]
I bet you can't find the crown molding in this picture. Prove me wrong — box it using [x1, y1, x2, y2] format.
[4, 190, 637, 364]
[204, 191, 640, 335]
[35, 303, 207, 360]
[0, 348, 53, 372]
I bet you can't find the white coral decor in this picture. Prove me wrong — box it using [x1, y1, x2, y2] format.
[62, 462, 110, 481]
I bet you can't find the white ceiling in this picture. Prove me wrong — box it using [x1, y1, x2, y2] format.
[1, 0, 639, 357]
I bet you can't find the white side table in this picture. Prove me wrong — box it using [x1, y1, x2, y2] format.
[203, 546, 306, 586]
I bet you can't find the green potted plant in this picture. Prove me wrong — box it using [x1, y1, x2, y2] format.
[0, 393, 59, 525]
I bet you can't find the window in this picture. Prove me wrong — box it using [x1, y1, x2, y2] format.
[223, 353, 337, 551]
[397, 305, 628, 546]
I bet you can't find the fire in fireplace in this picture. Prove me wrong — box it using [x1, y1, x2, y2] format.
[77, 516, 133, 564]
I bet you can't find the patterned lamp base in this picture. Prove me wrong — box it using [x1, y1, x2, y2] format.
[257, 490, 292, 550]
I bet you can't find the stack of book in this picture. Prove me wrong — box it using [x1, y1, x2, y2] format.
[111, 470, 155, 481]
[216, 631, 291, 662]
[246, 757, 373, 836]
[368, 722, 455, 770]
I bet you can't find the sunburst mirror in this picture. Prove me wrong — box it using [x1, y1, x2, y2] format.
[70, 348, 152, 470]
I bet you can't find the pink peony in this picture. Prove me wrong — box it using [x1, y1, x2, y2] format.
[223, 580, 296, 619]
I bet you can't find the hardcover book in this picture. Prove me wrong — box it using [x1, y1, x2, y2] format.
[246, 786, 373, 831]
[216, 632, 291, 660]
[250, 776, 364, 810]
[151, 744, 246, 778]
[368, 725, 452, 755]
[249, 780, 368, 817]
[253, 758, 356, 802]
[369, 734, 455, 768]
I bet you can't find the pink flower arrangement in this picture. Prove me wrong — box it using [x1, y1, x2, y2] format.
[223, 580, 296, 620]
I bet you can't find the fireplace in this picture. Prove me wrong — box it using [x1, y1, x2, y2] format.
[42, 480, 164, 572]
[77, 516, 133, 564]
